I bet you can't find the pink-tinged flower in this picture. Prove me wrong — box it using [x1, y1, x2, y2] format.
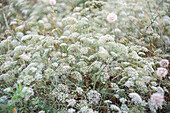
[160, 59, 169, 67]
[156, 67, 168, 78]
[107, 13, 117, 23]
[150, 93, 164, 107]
[49, 0, 56, 5]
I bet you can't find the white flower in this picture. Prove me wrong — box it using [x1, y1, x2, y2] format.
[78, 106, 98, 113]
[68, 108, 76, 113]
[21, 87, 34, 101]
[66, 99, 76, 107]
[129, 93, 142, 104]
[87, 90, 101, 105]
[38, 110, 45, 113]
[119, 98, 127, 104]
[98, 47, 110, 60]
[156, 67, 168, 78]
[125, 81, 134, 88]
[121, 104, 129, 113]
[150, 93, 164, 109]
[19, 52, 31, 62]
[159, 59, 169, 67]
[76, 87, 83, 95]
[110, 104, 121, 113]
[49, 0, 56, 5]
[0, 96, 7, 102]
[115, 28, 121, 33]
[3, 87, 11, 92]
[107, 13, 117, 23]
[104, 100, 112, 104]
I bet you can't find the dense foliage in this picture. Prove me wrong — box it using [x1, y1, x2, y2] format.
[0, 0, 169, 112]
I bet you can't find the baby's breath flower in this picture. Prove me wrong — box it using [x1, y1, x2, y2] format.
[156, 67, 168, 78]
[159, 59, 169, 67]
[107, 13, 117, 23]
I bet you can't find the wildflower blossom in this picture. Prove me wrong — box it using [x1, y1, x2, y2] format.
[66, 99, 76, 107]
[76, 87, 83, 95]
[159, 59, 169, 67]
[121, 104, 129, 113]
[87, 90, 101, 105]
[68, 108, 76, 113]
[98, 47, 110, 60]
[156, 67, 168, 78]
[0, 96, 7, 102]
[110, 104, 121, 113]
[3, 87, 11, 92]
[150, 93, 164, 110]
[107, 13, 117, 23]
[21, 87, 34, 101]
[120, 98, 127, 104]
[49, 0, 56, 5]
[104, 100, 112, 104]
[38, 111, 45, 113]
[129, 93, 142, 104]
[78, 106, 98, 113]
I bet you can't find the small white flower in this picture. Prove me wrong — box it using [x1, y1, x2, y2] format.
[66, 99, 76, 107]
[115, 28, 121, 33]
[87, 90, 101, 105]
[3, 87, 11, 92]
[160, 59, 169, 67]
[120, 98, 127, 104]
[150, 93, 164, 109]
[38, 110, 45, 113]
[129, 93, 142, 104]
[110, 104, 121, 113]
[107, 13, 117, 23]
[0, 96, 7, 102]
[22, 87, 34, 101]
[104, 100, 112, 104]
[98, 47, 110, 60]
[76, 87, 83, 95]
[68, 108, 76, 113]
[156, 67, 168, 78]
[49, 0, 56, 5]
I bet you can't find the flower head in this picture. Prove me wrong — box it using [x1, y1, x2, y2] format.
[156, 67, 168, 78]
[87, 90, 101, 105]
[160, 59, 169, 67]
[107, 13, 117, 23]
[150, 93, 164, 108]
[49, 0, 56, 5]
[68, 108, 76, 113]
[129, 93, 142, 104]
[66, 99, 76, 107]
[76, 87, 83, 95]
[38, 111, 45, 113]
